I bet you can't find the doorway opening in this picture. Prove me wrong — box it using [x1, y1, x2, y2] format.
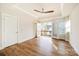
[37, 22, 52, 37]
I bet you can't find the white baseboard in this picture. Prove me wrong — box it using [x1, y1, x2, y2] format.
[0, 47, 5, 50]
[0, 37, 34, 50]
[17, 37, 34, 43]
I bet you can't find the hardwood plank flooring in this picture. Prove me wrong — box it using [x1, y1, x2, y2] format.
[0, 36, 78, 56]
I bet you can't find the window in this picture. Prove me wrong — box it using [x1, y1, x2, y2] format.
[66, 20, 70, 33]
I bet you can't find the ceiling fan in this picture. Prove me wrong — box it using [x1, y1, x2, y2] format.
[34, 8, 54, 13]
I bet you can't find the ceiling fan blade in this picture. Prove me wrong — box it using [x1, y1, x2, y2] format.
[34, 9, 42, 13]
[44, 10, 54, 13]
[34, 9, 54, 13]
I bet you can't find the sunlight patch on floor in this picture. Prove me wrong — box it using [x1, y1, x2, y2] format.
[37, 36, 58, 51]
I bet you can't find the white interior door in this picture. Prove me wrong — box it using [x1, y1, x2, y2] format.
[4, 15, 18, 47]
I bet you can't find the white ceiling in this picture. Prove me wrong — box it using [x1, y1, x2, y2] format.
[1, 3, 78, 19]
[14, 3, 61, 18]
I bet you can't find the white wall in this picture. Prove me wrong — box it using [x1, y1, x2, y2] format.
[0, 12, 2, 49]
[0, 4, 35, 49]
[0, 4, 2, 49]
[18, 15, 35, 43]
[69, 4, 79, 55]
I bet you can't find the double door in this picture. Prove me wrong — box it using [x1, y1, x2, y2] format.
[2, 14, 18, 48]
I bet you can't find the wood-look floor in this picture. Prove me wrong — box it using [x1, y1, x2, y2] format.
[0, 36, 78, 56]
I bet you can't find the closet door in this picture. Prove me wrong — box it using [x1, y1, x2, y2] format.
[3, 14, 18, 47]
